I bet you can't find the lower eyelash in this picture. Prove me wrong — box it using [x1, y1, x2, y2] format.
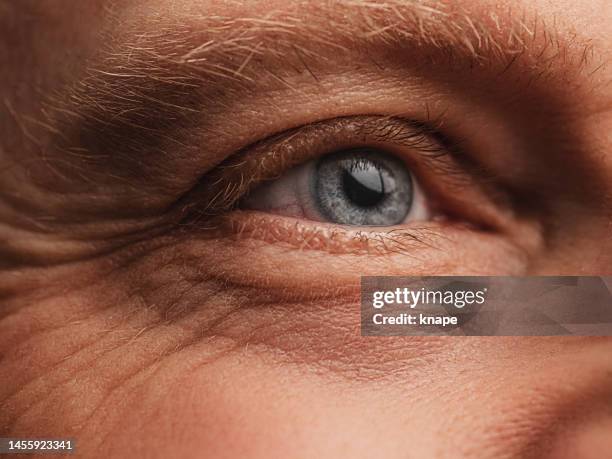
[217, 210, 457, 257]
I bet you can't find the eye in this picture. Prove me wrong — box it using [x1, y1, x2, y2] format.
[242, 147, 430, 226]
[182, 115, 514, 242]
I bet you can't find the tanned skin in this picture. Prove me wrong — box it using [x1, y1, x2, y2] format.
[1, 1, 611, 458]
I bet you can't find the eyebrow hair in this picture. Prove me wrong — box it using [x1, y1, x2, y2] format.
[36, 0, 603, 189]
[56, 0, 602, 120]
[108, 0, 597, 78]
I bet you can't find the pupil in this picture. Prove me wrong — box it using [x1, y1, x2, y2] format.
[342, 163, 387, 208]
[314, 148, 412, 226]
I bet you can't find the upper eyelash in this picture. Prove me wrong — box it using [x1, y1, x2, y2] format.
[175, 114, 460, 226]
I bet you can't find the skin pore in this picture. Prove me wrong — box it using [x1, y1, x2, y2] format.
[1, 0, 611, 458]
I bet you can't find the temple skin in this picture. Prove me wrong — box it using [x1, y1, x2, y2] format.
[1, 1, 611, 458]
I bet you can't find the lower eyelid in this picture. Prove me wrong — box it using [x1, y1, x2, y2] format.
[229, 211, 437, 255]
[214, 210, 499, 257]
[174, 211, 533, 292]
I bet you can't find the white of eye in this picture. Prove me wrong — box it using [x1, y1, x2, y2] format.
[243, 148, 430, 227]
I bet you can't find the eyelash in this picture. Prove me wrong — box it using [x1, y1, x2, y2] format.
[176, 114, 510, 239]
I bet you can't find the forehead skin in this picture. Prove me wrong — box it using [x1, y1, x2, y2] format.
[1, 1, 612, 459]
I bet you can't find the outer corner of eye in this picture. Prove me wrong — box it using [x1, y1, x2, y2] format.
[240, 147, 430, 227]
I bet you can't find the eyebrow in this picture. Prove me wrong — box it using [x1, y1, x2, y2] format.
[41, 0, 602, 180]
[105, 0, 597, 79]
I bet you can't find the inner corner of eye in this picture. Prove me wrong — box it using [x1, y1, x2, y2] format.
[239, 146, 431, 227]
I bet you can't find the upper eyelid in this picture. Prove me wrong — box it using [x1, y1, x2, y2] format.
[44, 4, 599, 175]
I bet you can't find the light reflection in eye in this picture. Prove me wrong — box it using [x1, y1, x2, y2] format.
[242, 147, 430, 226]
[182, 115, 511, 237]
